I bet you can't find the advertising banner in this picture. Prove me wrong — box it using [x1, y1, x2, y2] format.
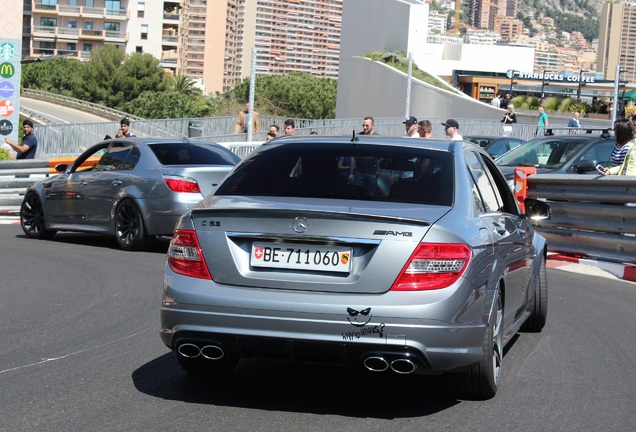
[0, 39, 22, 153]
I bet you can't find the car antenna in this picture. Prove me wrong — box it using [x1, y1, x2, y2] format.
[351, 130, 358, 142]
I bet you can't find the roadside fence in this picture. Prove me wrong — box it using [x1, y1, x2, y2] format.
[527, 174, 636, 264]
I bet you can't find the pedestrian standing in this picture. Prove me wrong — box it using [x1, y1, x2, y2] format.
[536, 107, 549, 137]
[501, 105, 517, 137]
[4, 119, 37, 159]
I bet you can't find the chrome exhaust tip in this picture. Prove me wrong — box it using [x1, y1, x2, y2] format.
[200, 345, 224, 360]
[177, 343, 201, 358]
[390, 358, 416, 374]
[363, 356, 389, 372]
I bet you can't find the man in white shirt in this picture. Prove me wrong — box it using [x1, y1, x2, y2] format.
[491, 95, 501, 108]
[442, 119, 463, 141]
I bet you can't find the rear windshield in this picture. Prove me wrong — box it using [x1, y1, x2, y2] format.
[215, 143, 453, 206]
[149, 142, 240, 166]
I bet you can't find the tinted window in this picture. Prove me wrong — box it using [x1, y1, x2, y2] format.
[497, 137, 596, 169]
[149, 142, 240, 166]
[216, 143, 454, 206]
[465, 151, 502, 212]
[94, 143, 139, 171]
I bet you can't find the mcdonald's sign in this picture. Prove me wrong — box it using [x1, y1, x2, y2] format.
[0, 62, 14, 78]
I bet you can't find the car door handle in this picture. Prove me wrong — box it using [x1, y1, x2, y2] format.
[111, 180, 122, 187]
[518, 228, 526, 238]
[79, 180, 88, 186]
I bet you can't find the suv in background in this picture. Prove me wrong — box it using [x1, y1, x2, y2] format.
[495, 130, 615, 181]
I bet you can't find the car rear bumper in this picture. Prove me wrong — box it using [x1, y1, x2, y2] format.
[160, 272, 492, 374]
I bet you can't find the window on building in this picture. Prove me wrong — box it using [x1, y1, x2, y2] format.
[66, 42, 76, 51]
[137, 2, 145, 18]
[136, 46, 143, 53]
[104, 22, 120, 32]
[40, 18, 57, 27]
[105, 1, 121, 10]
[84, 21, 93, 30]
[40, 41, 55, 54]
[42, 0, 57, 9]
[83, 43, 93, 52]
[85, 0, 94, 7]
[69, 0, 78, 6]
[141, 24, 148, 40]
[68, 20, 77, 29]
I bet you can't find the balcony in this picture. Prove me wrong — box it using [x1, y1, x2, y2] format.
[105, 30, 127, 43]
[80, 28, 105, 41]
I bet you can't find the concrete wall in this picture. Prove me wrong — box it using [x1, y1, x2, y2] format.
[336, 56, 503, 121]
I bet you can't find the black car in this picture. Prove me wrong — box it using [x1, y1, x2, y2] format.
[464, 135, 525, 159]
[495, 131, 616, 181]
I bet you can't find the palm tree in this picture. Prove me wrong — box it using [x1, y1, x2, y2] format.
[167, 75, 201, 96]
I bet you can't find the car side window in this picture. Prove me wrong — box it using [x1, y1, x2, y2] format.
[94, 143, 140, 171]
[465, 150, 502, 212]
[580, 141, 614, 167]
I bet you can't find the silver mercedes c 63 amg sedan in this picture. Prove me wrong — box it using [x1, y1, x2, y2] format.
[160, 135, 550, 399]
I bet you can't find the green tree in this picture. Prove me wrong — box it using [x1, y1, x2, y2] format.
[121, 90, 209, 119]
[74, 44, 127, 106]
[21, 58, 84, 96]
[74, 45, 165, 110]
[118, 52, 166, 106]
[231, 72, 337, 118]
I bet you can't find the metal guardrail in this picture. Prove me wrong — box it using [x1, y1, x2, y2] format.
[527, 174, 636, 264]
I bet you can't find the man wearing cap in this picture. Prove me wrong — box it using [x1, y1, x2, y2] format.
[442, 119, 463, 141]
[4, 119, 38, 159]
[120, 118, 136, 137]
[403, 116, 418, 137]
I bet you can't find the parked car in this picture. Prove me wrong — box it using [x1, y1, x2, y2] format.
[20, 138, 241, 250]
[495, 131, 616, 182]
[160, 135, 550, 399]
[463, 135, 525, 159]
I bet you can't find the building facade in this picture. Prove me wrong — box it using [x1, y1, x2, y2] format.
[597, 0, 636, 82]
[23, 0, 342, 94]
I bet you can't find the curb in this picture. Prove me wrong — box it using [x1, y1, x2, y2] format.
[548, 253, 636, 283]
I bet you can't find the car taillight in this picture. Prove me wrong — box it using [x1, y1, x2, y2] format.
[168, 229, 211, 280]
[163, 176, 201, 193]
[390, 243, 471, 291]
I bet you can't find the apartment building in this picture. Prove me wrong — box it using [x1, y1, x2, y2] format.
[597, 0, 636, 82]
[24, 0, 342, 94]
[470, 0, 514, 31]
[238, 1, 342, 81]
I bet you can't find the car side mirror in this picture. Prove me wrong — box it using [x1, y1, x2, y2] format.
[524, 198, 550, 220]
[573, 159, 597, 174]
[55, 163, 68, 173]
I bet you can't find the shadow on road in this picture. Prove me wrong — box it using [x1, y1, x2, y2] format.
[132, 352, 462, 418]
[14, 232, 171, 254]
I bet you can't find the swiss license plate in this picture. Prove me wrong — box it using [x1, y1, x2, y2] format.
[250, 242, 352, 273]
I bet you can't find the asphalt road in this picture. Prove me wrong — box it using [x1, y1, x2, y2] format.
[0, 222, 634, 432]
[20, 97, 110, 125]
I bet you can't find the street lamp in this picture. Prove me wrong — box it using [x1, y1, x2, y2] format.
[540, 69, 548, 100]
[509, 70, 516, 96]
[576, 68, 585, 102]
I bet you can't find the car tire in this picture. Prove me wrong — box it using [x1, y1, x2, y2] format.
[20, 193, 57, 240]
[451, 286, 503, 400]
[176, 352, 238, 377]
[114, 199, 151, 251]
[521, 257, 548, 332]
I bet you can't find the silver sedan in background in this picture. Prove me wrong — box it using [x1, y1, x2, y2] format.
[20, 138, 240, 250]
[160, 135, 550, 399]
